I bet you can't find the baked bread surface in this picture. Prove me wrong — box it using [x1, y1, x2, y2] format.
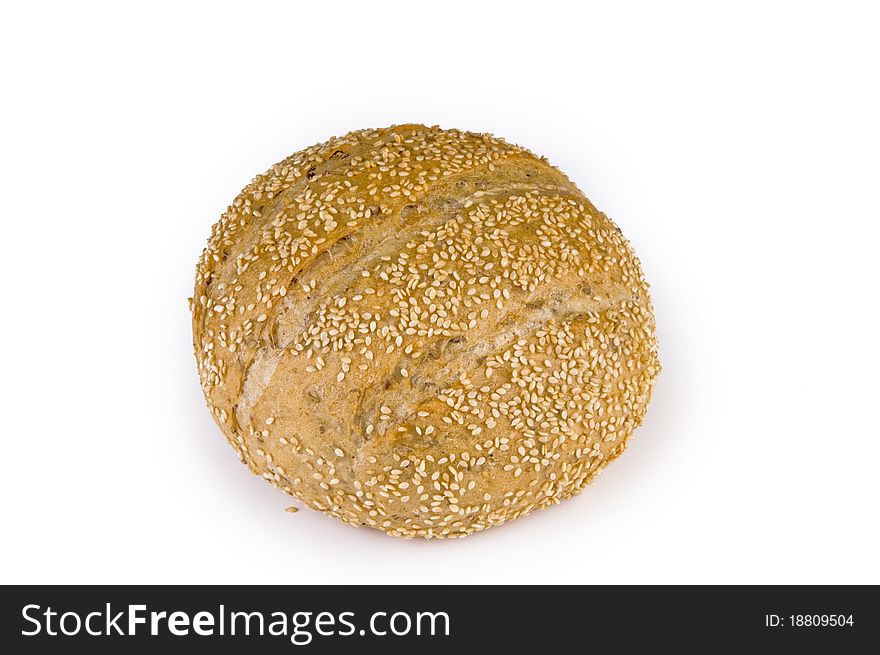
[192, 124, 660, 538]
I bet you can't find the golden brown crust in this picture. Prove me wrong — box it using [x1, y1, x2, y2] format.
[191, 124, 660, 538]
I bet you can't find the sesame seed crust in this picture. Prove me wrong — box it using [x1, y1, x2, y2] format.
[192, 124, 660, 538]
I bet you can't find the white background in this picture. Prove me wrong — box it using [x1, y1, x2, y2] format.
[2, 1, 878, 584]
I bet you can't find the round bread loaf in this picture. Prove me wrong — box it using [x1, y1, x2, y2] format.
[191, 124, 660, 538]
